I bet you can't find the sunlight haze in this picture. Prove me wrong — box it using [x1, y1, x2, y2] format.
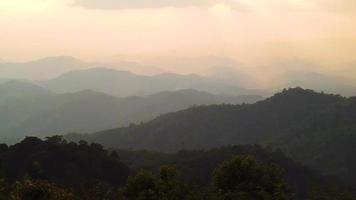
[0, 0, 356, 83]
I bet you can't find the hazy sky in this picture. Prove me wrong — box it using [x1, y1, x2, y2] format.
[0, 0, 356, 75]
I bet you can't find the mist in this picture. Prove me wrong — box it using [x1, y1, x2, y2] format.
[0, 1, 356, 199]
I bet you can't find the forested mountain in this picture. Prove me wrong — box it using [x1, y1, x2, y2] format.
[284, 71, 356, 97]
[1, 137, 348, 199]
[0, 81, 262, 140]
[0, 136, 129, 197]
[71, 88, 343, 151]
[67, 88, 356, 184]
[41, 67, 262, 97]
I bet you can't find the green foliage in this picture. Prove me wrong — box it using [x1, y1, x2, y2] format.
[121, 170, 161, 200]
[308, 184, 356, 200]
[121, 166, 198, 200]
[0, 137, 354, 199]
[213, 155, 292, 200]
[0, 136, 129, 188]
[0, 175, 6, 199]
[158, 166, 196, 200]
[77, 88, 356, 186]
[10, 179, 74, 200]
[116, 145, 323, 199]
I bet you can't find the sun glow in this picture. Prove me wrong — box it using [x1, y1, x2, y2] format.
[0, 0, 54, 13]
[211, 3, 232, 15]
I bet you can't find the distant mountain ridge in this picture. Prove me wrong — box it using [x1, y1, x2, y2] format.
[0, 80, 51, 102]
[2, 56, 356, 97]
[0, 56, 91, 80]
[41, 67, 263, 97]
[0, 80, 262, 140]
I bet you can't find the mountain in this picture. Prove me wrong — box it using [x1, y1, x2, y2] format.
[284, 71, 356, 96]
[0, 56, 91, 80]
[67, 88, 356, 184]
[41, 68, 262, 97]
[0, 81, 262, 140]
[73, 88, 342, 151]
[0, 80, 51, 102]
[0, 56, 169, 81]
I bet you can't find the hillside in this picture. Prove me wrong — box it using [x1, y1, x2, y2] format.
[0, 81, 261, 140]
[68, 88, 356, 184]
[0, 137, 340, 199]
[0, 80, 51, 102]
[0, 136, 129, 188]
[76, 88, 343, 151]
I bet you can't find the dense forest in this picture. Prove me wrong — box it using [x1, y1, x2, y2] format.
[0, 137, 354, 200]
[1, 88, 355, 199]
[66, 88, 356, 187]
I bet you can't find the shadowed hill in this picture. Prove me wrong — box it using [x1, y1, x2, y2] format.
[0, 80, 51, 102]
[67, 88, 356, 184]
[0, 81, 262, 140]
[75, 88, 343, 151]
[0, 136, 129, 188]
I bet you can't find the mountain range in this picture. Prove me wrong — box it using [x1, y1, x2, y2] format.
[0, 80, 262, 141]
[40, 67, 263, 97]
[2, 56, 356, 97]
[66, 88, 356, 184]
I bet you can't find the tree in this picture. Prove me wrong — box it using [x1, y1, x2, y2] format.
[212, 155, 292, 200]
[121, 166, 199, 200]
[0, 174, 6, 199]
[10, 179, 74, 200]
[158, 166, 194, 200]
[121, 169, 161, 200]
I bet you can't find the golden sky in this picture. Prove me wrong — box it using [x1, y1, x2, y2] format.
[0, 0, 355, 75]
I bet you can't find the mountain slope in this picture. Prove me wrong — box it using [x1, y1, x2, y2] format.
[0, 80, 51, 102]
[67, 88, 356, 183]
[42, 68, 262, 97]
[76, 88, 342, 151]
[0, 82, 261, 140]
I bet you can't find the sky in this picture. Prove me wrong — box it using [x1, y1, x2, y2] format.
[0, 0, 356, 77]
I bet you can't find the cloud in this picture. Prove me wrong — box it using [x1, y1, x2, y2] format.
[70, 0, 214, 9]
[315, 0, 356, 12]
[69, 0, 356, 12]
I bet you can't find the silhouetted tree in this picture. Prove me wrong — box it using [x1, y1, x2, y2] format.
[213, 155, 292, 200]
[121, 170, 160, 200]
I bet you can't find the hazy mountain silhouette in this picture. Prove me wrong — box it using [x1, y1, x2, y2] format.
[284, 71, 356, 96]
[0, 80, 51, 102]
[42, 67, 262, 97]
[0, 56, 163, 80]
[0, 56, 92, 80]
[0, 81, 262, 140]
